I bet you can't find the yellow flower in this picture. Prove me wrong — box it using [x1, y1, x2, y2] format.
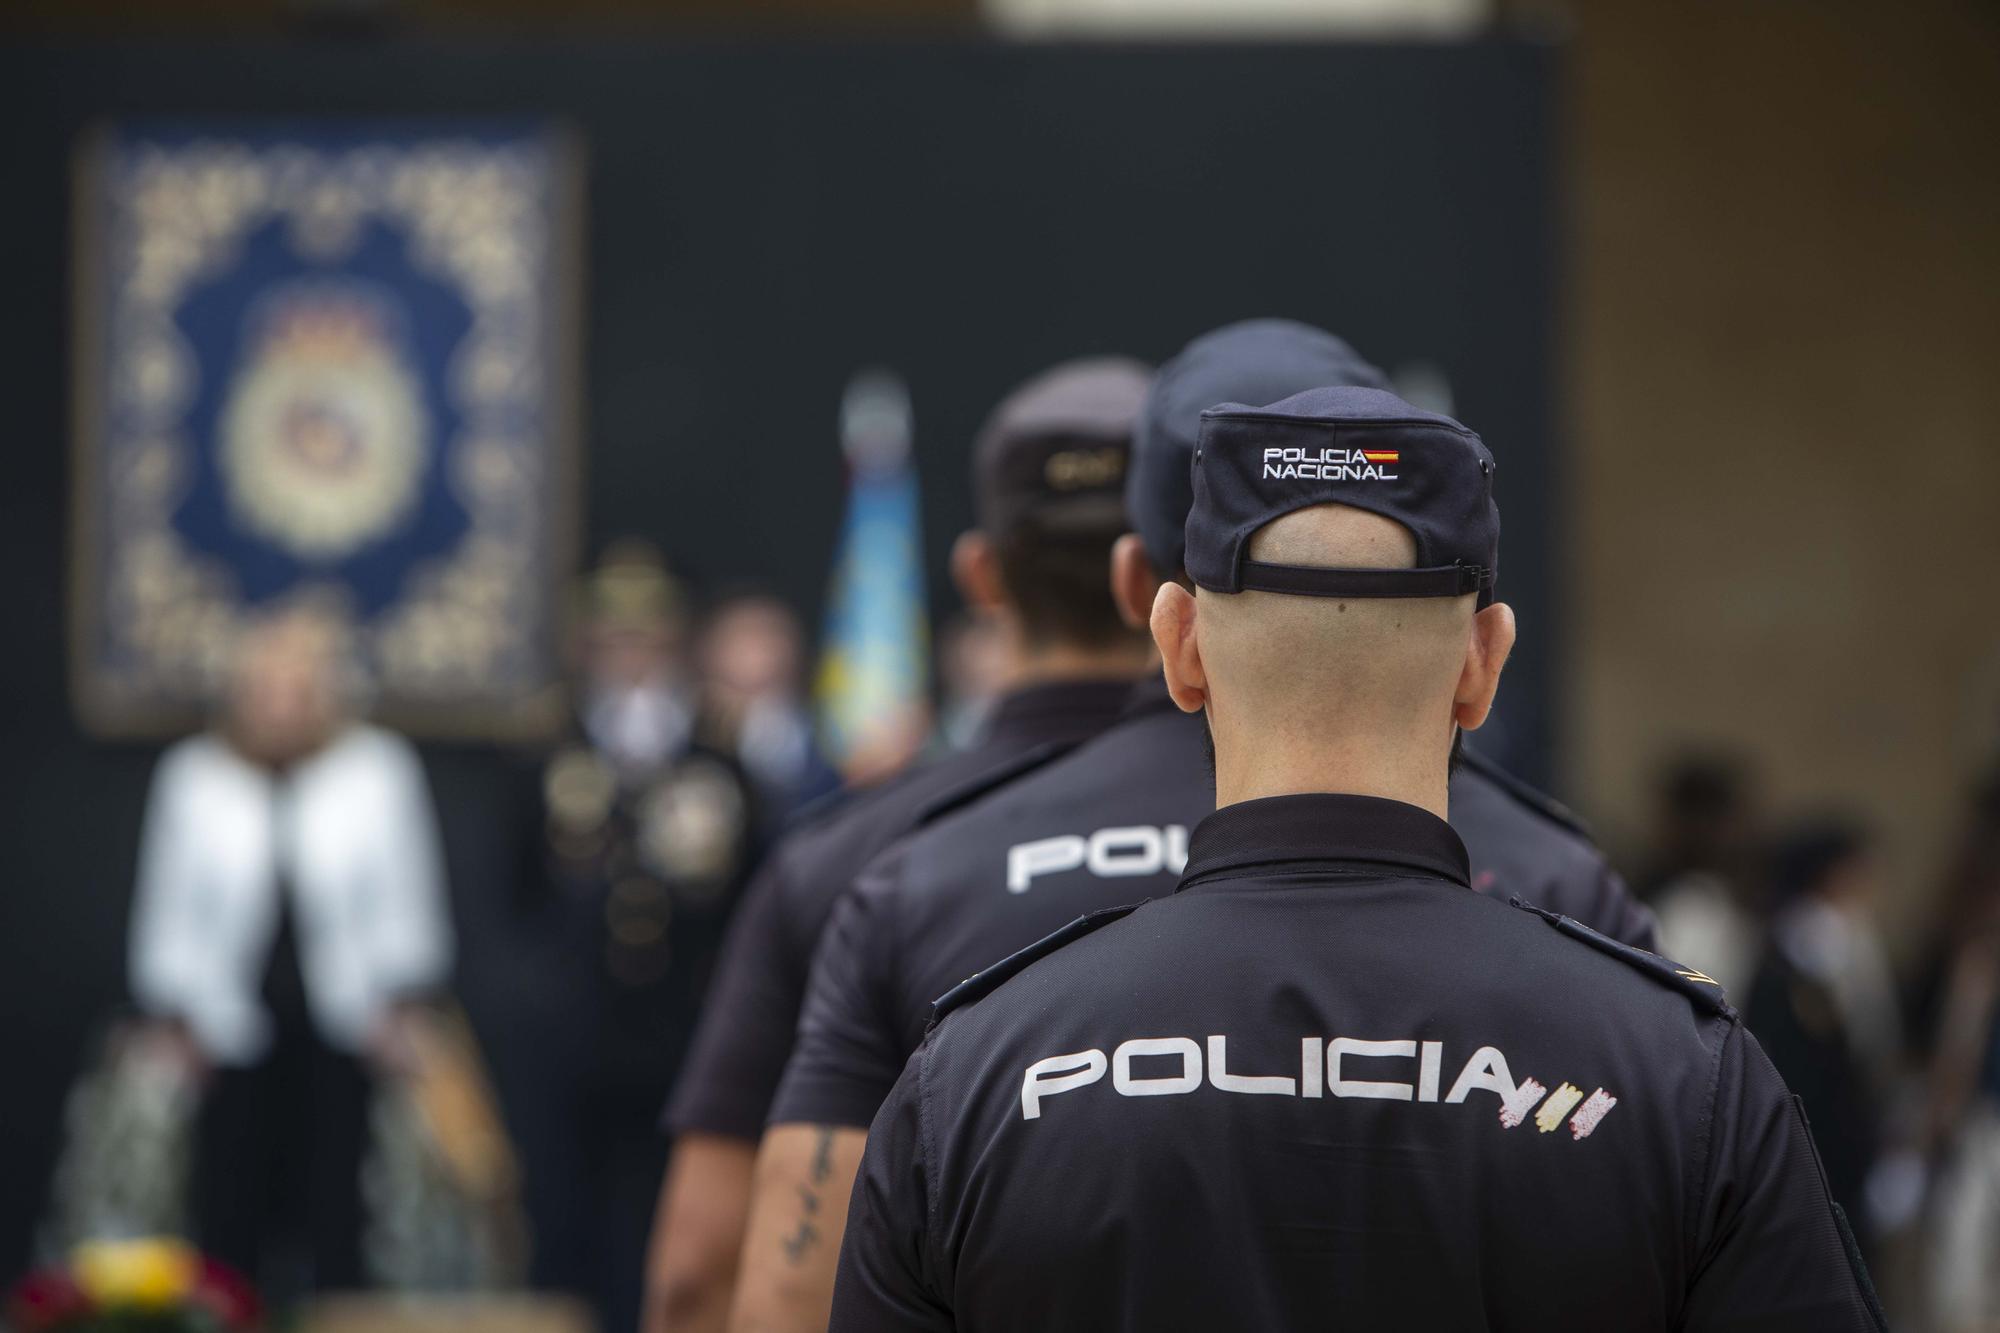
[71, 1238, 198, 1310]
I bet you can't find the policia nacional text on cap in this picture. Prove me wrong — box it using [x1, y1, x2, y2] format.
[830, 387, 1886, 1332]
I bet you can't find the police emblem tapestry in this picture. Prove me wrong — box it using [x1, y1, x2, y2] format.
[70, 122, 581, 737]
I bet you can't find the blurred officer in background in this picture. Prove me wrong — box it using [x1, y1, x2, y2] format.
[1646, 754, 1768, 997]
[1917, 766, 2000, 1326]
[1746, 817, 1903, 1251]
[643, 357, 1153, 1333]
[697, 593, 841, 830]
[737, 319, 1655, 1333]
[516, 543, 762, 1333]
[833, 386, 1884, 1332]
[128, 606, 452, 1302]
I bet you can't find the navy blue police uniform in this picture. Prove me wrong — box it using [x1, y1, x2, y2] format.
[829, 386, 1883, 1332]
[769, 320, 1654, 1135]
[769, 682, 1653, 1132]
[663, 358, 1150, 1142]
[663, 679, 1129, 1139]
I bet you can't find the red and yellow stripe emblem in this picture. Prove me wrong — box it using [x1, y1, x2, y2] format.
[1361, 450, 1400, 465]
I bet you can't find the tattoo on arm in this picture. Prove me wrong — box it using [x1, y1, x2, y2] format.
[779, 1127, 837, 1266]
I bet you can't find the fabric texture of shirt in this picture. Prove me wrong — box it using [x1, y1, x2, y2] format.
[772, 681, 1656, 1131]
[832, 794, 1885, 1333]
[128, 725, 453, 1064]
[661, 678, 1135, 1140]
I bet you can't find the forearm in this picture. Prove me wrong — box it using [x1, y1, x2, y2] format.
[647, 1134, 758, 1333]
[726, 1124, 867, 1333]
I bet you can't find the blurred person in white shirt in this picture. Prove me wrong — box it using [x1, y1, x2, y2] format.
[1644, 754, 1766, 998]
[127, 606, 452, 1297]
[1745, 818, 1902, 1251]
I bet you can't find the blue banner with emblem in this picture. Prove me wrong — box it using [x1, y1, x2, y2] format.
[71, 120, 580, 737]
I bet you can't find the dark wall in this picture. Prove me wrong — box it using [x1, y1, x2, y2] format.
[0, 36, 1557, 1273]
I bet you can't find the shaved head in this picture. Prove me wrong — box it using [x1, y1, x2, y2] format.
[1151, 503, 1515, 815]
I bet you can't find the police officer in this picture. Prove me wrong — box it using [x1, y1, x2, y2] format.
[518, 544, 762, 1333]
[643, 357, 1153, 1332]
[737, 320, 1656, 1333]
[833, 385, 1885, 1331]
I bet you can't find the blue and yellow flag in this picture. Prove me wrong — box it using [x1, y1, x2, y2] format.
[814, 370, 931, 780]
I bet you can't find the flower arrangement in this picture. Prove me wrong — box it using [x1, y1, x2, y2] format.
[5, 1240, 260, 1332]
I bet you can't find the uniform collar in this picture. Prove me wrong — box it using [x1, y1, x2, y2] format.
[1181, 793, 1470, 889]
[984, 678, 1138, 747]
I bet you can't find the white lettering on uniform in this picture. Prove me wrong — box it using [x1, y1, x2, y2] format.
[1206, 1036, 1296, 1095]
[1446, 1045, 1549, 1128]
[1007, 835, 1086, 893]
[1444, 1044, 1517, 1104]
[1418, 1040, 1443, 1103]
[1088, 826, 1162, 878]
[1328, 1037, 1417, 1100]
[1005, 825, 1190, 894]
[1112, 1037, 1202, 1096]
[1256, 445, 1398, 482]
[1020, 1050, 1106, 1119]
[1015, 1035, 1615, 1138]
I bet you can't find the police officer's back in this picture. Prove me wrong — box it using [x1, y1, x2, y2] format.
[832, 388, 1882, 1332]
[772, 320, 1655, 1139]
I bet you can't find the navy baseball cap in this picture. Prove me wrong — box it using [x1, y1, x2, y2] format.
[974, 357, 1151, 538]
[1128, 319, 1388, 575]
[1186, 385, 1498, 602]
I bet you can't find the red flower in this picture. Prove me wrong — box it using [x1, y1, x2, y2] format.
[5, 1267, 94, 1330]
[190, 1256, 263, 1330]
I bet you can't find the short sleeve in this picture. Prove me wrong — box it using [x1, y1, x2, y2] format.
[829, 1042, 950, 1331]
[769, 846, 913, 1130]
[1680, 1025, 1887, 1332]
[663, 849, 804, 1139]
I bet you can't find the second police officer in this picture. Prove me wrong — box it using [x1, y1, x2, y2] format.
[645, 358, 1154, 1332]
[734, 319, 1661, 1332]
[833, 384, 1884, 1331]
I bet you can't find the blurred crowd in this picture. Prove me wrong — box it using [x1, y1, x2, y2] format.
[35, 538, 1017, 1333]
[29, 532, 2000, 1333]
[1640, 754, 2000, 1322]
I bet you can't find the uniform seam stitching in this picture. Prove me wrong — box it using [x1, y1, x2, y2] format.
[1687, 1015, 1729, 1274]
[917, 1031, 947, 1302]
[882, 860, 912, 1076]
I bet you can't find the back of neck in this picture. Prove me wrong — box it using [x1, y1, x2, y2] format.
[1213, 725, 1450, 821]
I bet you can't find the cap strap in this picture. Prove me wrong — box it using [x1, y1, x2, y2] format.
[1236, 561, 1493, 599]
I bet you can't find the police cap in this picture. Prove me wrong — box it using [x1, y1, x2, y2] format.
[973, 357, 1151, 539]
[1185, 384, 1500, 603]
[1128, 319, 1387, 576]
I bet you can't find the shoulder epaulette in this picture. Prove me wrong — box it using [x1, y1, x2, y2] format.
[1459, 745, 1599, 843]
[911, 739, 1080, 827]
[928, 902, 1143, 1028]
[1509, 898, 1736, 1019]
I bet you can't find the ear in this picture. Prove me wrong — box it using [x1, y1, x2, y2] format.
[1452, 602, 1517, 732]
[1109, 534, 1162, 630]
[1149, 582, 1207, 714]
[951, 531, 1007, 615]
